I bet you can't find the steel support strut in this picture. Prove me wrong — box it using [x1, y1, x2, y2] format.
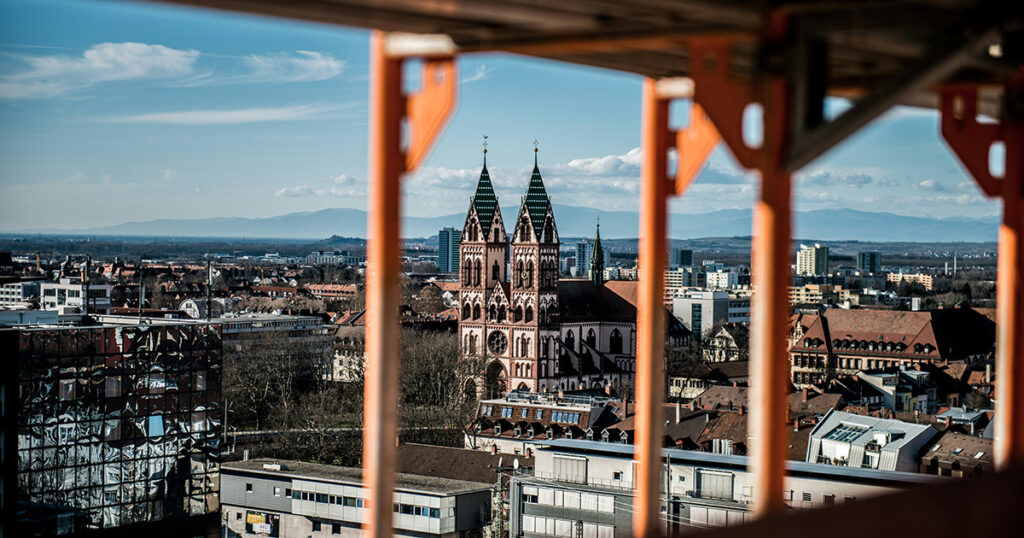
[636, 80, 719, 536]
[364, 31, 456, 537]
[690, 24, 793, 517]
[941, 74, 1024, 469]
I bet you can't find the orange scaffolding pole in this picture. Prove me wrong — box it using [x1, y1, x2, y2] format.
[363, 32, 404, 538]
[940, 75, 1024, 469]
[635, 78, 670, 537]
[748, 75, 792, 517]
[636, 79, 720, 535]
[363, 31, 456, 537]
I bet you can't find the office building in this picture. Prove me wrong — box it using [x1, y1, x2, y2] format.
[887, 272, 935, 291]
[509, 439, 937, 536]
[438, 227, 461, 274]
[796, 244, 829, 276]
[857, 251, 882, 274]
[671, 290, 729, 340]
[670, 248, 693, 268]
[1, 321, 222, 536]
[40, 277, 111, 314]
[221, 459, 492, 537]
[0, 281, 39, 307]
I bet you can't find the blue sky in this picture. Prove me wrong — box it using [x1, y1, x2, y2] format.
[0, 0, 1000, 231]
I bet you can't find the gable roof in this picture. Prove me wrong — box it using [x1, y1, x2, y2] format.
[471, 164, 500, 235]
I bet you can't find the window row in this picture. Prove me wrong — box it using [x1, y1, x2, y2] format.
[521, 486, 614, 513]
[522, 515, 613, 538]
[291, 489, 369, 509]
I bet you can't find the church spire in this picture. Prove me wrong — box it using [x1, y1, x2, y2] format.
[590, 220, 605, 287]
[471, 135, 498, 235]
[522, 140, 551, 239]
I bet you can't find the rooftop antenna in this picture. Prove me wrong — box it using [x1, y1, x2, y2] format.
[206, 254, 213, 322]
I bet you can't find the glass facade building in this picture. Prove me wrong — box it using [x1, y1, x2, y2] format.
[2, 323, 222, 535]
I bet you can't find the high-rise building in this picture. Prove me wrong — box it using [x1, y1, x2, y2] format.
[1, 320, 222, 536]
[671, 290, 729, 340]
[857, 251, 882, 274]
[670, 248, 693, 268]
[796, 244, 829, 276]
[574, 240, 593, 278]
[438, 227, 461, 274]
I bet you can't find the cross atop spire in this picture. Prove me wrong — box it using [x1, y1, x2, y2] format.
[482, 135, 488, 166]
[532, 139, 539, 166]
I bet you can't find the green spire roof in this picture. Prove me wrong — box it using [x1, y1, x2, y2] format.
[523, 152, 551, 239]
[591, 221, 605, 287]
[472, 161, 499, 235]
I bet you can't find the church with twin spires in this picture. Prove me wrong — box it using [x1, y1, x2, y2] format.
[458, 145, 691, 398]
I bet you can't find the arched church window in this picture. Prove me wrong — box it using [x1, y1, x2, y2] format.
[497, 305, 506, 323]
[526, 261, 534, 288]
[463, 261, 471, 286]
[492, 260, 500, 281]
[488, 304, 497, 320]
[565, 330, 575, 352]
[473, 259, 481, 286]
[609, 329, 623, 354]
[473, 304, 481, 320]
[514, 306, 523, 323]
[515, 261, 524, 288]
[544, 221, 553, 243]
[586, 329, 596, 348]
[462, 303, 470, 320]
[525, 306, 533, 323]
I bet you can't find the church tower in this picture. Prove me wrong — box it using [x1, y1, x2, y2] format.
[590, 221, 605, 287]
[508, 144, 560, 391]
[459, 144, 509, 367]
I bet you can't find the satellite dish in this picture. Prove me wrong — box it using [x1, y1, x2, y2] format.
[513, 458, 520, 470]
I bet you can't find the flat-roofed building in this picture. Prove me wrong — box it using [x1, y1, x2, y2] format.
[797, 244, 829, 276]
[887, 272, 935, 291]
[221, 459, 492, 538]
[40, 277, 111, 314]
[511, 438, 938, 536]
[807, 410, 939, 472]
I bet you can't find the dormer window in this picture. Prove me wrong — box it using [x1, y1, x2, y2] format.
[514, 426, 521, 437]
[586, 429, 594, 440]
[494, 426, 501, 435]
[546, 428, 553, 440]
[602, 430, 611, 442]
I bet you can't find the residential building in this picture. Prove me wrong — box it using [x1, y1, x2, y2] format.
[706, 271, 738, 290]
[0, 281, 39, 307]
[510, 439, 936, 536]
[919, 430, 994, 476]
[858, 369, 938, 414]
[857, 251, 882, 274]
[305, 283, 358, 299]
[788, 307, 995, 387]
[306, 251, 365, 266]
[221, 459, 492, 538]
[0, 321, 222, 536]
[887, 272, 935, 291]
[797, 244, 829, 276]
[703, 324, 748, 363]
[465, 390, 623, 454]
[806, 410, 939, 472]
[438, 227, 461, 274]
[458, 156, 689, 397]
[727, 295, 751, 324]
[670, 248, 693, 268]
[40, 277, 111, 314]
[671, 290, 728, 340]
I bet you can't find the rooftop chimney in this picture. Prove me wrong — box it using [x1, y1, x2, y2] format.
[738, 405, 745, 416]
[675, 403, 682, 423]
[986, 363, 992, 384]
[802, 388, 809, 403]
[793, 419, 799, 432]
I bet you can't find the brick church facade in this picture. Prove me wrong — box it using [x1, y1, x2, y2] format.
[458, 149, 690, 398]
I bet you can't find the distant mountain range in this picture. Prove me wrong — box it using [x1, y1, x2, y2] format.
[8, 205, 999, 243]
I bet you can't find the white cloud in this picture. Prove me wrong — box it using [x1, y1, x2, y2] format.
[0, 44, 345, 98]
[461, 65, 492, 84]
[180, 51, 345, 86]
[913, 179, 946, 191]
[103, 104, 340, 125]
[0, 42, 198, 98]
[563, 147, 641, 175]
[275, 174, 367, 198]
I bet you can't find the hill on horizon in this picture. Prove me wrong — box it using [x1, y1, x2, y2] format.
[5, 205, 999, 243]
